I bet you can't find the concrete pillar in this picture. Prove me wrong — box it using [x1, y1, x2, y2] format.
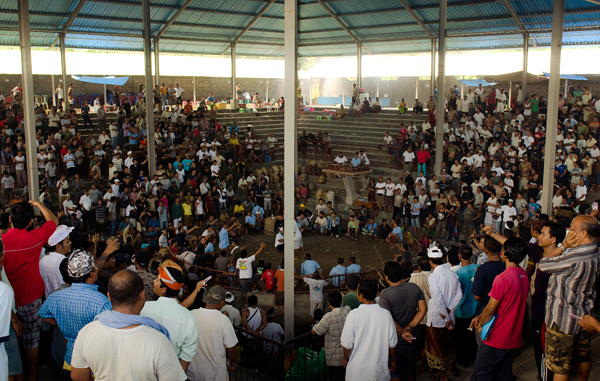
[415, 77, 419, 101]
[143, 0, 156, 177]
[51, 74, 55, 107]
[541, 0, 564, 214]
[19, 0, 39, 201]
[231, 43, 237, 110]
[59, 33, 68, 112]
[154, 38, 160, 87]
[430, 38, 436, 97]
[357, 43, 362, 93]
[522, 33, 528, 101]
[193, 76, 196, 104]
[283, 0, 297, 340]
[434, 1, 446, 177]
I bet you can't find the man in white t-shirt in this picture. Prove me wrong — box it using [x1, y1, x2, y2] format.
[210, 160, 220, 178]
[236, 242, 266, 306]
[63, 194, 77, 215]
[576, 179, 587, 203]
[500, 199, 517, 232]
[341, 279, 397, 381]
[188, 286, 238, 381]
[334, 152, 347, 164]
[70, 270, 187, 381]
[14, 151, 26, 187]
[375, 177, 386, 210]
[403, 147, 415, 173]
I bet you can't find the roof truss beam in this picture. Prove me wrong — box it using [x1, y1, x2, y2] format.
[156, 0, 194, 38]
[301, 0, 499, 20]
[49, 0, 87, 48]
[221, 0, 277, 55]
[88, 0, 284, 19]
[396, 0, 433, 37]
[499, 0, 538, 47]
[315, 0, 372, 54]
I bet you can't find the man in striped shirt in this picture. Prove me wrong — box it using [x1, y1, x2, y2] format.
[538, 215, 600, 381]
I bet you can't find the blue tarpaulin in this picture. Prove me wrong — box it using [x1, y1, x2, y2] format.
[458, 79, 497, 87]
[71, 75, 130, 86]
[542, 72, 587, 81]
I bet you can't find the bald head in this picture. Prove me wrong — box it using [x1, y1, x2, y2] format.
[108, 270, 144, 309]
[571, 215, 600, 244]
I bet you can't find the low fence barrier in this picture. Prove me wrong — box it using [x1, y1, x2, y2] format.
[229, 326, 328, 381]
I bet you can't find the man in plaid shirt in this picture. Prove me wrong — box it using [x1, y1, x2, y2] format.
[311, 292, 350, 381]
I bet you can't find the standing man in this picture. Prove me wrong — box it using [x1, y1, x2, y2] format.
[471, 236, 505, 345]
[425, 247, 462, 381]
[236, 243, 266, 306]
[538, 215, 600, 381]
[187, 286, 238, 381]
[380, 262, 427, 381]
[3, 201, 58, 381]
[39, 224, 73, 297]
[470, 237, 529, 380]
[312, 292, 351, 381]
[38, 250, 112, 379]
[70, 270, 187, 381]
[329, 257, 347, 287]
[341, 279, 397, 381]
[175, 84, 184, 105]
[454, 245, 479, 367]
[141, 261, 198, 372]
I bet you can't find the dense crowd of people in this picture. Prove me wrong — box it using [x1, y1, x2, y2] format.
[0, 79, 600, 381]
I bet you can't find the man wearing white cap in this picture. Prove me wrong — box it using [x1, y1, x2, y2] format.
[425, 247, 462, 381]
[124, 151, 134, 169]
[220, 292, 241, 327]
[39, 225, 74, 296]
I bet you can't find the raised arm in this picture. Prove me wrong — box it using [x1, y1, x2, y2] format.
[30, 200, 58, 226]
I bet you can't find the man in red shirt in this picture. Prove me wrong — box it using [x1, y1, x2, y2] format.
[260, 262, 276, 292]
[416, 146, 431, 177]
[470, 236, 529, 380]
[3, 200, 58, 381]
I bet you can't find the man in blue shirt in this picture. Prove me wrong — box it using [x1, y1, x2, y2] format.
[301, 253, 321, 276]
[329, 257, 347, 287]
[455, 245, 479, 367]
[182, 154, 193, 172]
[555, 158, 568, 184]
[38, 250, 112, 377]
[387, 220, 403, 244]
[229, 122, 239, 135]
[146, 226, 159, 249]
[361, 217, 378, 236]
[347, 256, 361, 274]
[148, 216, 160, 230]
[219, 225, 230, 249]
[245, 211, 258, 235]
[410, 198, 422, 235]
[351, 152, 362, 167]
[252, 204, 265, 217]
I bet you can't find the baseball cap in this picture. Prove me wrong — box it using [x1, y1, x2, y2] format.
[225, 292, 234, 303]
[133, 251, 151, 266]
[203, 285, 226, 305]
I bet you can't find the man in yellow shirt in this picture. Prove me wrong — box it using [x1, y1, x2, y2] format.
[182, 199, 193, 226]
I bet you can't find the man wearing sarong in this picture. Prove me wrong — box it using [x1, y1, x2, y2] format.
[425, 247, 462, 381]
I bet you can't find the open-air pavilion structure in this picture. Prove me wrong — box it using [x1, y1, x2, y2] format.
[8, 0, 600, 338]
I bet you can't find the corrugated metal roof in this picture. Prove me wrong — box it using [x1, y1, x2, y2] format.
[1, 0, 599, 57]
